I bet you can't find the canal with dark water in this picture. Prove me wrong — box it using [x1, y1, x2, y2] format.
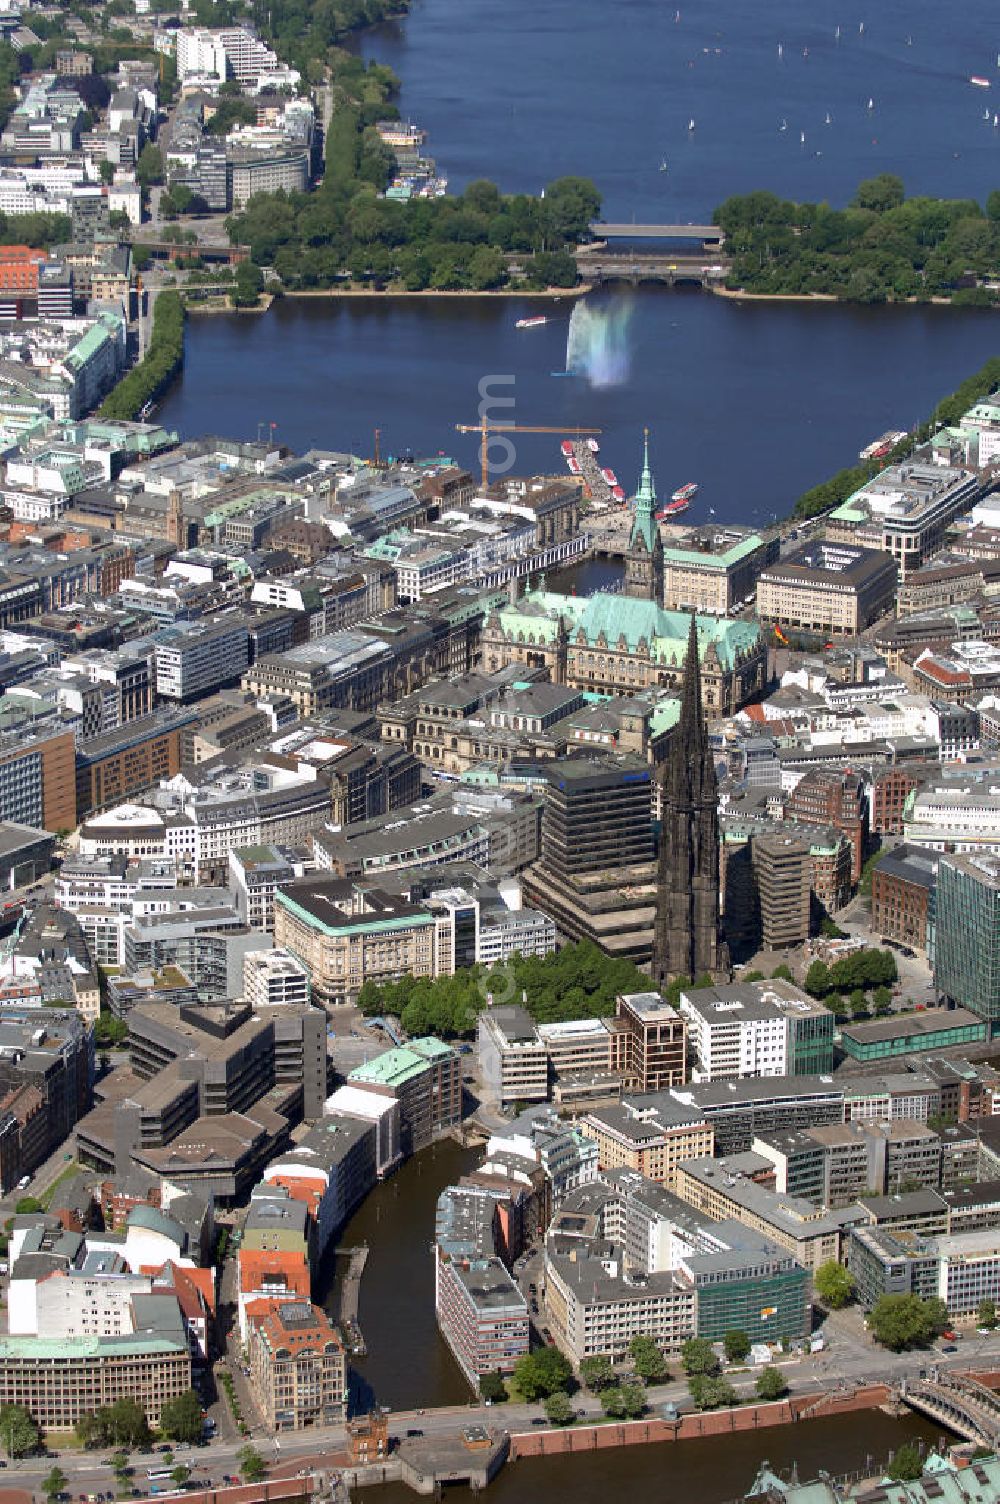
[362, 1412, 940, 1504]
[321, 1144, 943, 1503]
[321, 1139, 481, 1413]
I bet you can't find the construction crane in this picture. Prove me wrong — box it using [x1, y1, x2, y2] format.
[455, 420, 601, 491]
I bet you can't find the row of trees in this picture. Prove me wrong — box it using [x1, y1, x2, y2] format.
[356, 939, 650, 1036]
[791, 354, 1000, 519]
[220, 42, 597, 291]
[227, 173, 596, 291]
[492, 1332, 791, 1426]
[815, 1262, 956, 1352]
[716, 176, 1000, 303]
[0, 1388, 209, 1461]
[252, 0, 411, 78]
[804, 949, 897, 996]
[99, 291, 185, 421]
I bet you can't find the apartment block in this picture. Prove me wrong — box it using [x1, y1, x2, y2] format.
[678, 979, 833, 1082]
[477, 1006, 548, 1108]
[609, 991, 687, 1093]
[871, 845, 937, 955]
[244, 949, 311, 1009]
[826, 463, 979, 578]
[580, 1097, 714, 1189]
[348, 1036, 461, 1155]
[274, 875, 457, 1008]
[661, 528, 779, 615]
[935, 853, 1000, 1034]
[246, 1299, 346, 1431]
[0, 1328, 190, 1430]
[154, 619, 251, 703]
[0, 724, 75, 831]
[752, 833, 811, 949]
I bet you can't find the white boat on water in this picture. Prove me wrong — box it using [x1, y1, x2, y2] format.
[515, 315, 547, 329]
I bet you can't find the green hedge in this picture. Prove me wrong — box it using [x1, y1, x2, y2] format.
[99, 291, 184, 421]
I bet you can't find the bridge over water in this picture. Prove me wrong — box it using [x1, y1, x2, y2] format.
[900, 1371, 1000, 1449]
[588, 222, 724, 242]
[574, 248, 731, 286]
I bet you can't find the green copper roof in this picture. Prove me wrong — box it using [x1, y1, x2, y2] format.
[629, 430, 658, 554]
[495, 590, 762, 672]
[662, 534, 765, 568]
[349, 1036, 451, 1088]
[649, 699, 682, 734]
[0, 1334, 186, 1359]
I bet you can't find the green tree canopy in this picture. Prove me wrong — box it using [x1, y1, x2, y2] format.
[868, 1294, 947, 1352]
[357, 940, 649, 1037]
[239, 1446, 266, 1483]
[0, 1402, 38, 1458]
[619, 1382, 647, 1418]
[688, 1374, 737, 1410]
[887, 1443, 924, 1482]
[716, 180, 1000, 315]
[513, 1347, 573, 1401]
[136, 143, 164, 187]
[479, 1370, 508, 1403]
[978, 1299, 997, 1329]
[814, 1260, 855, 1310]
[42, 1467, 67, 1501]
[579, 1355, 614, 1391]
[755, 1366, 789, 1400]
[629, 1334, 668, 1382]
[158, 1389, 204, 1444]
[680, 1337, 718, 1376]
[723, 1330, 751, 1364]
[544, 1391, 574, 1425]
[852, 174, 906, 212]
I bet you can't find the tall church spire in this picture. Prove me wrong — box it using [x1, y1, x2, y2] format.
[652, 612, 727, 987]
[624, 427, 664, 603]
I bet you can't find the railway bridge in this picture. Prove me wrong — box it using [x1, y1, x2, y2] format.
[574, 249, 731, 287]
[899, 1370, 1000, 1448]
[588, 222, 724, 244]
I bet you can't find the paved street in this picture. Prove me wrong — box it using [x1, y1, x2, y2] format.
[2, 1330, 999, 1497]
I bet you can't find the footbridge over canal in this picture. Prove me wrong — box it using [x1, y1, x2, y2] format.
[900, 1370, 1000, 1449]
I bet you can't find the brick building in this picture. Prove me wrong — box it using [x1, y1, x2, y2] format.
[871, 845, 938, 956]
[871, 764, 930, 836]
[786, 769, 868, 884]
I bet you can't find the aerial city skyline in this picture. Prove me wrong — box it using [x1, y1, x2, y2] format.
[0, 3, 994, 1504]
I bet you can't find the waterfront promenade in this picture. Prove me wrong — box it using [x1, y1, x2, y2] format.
[2, 1346, 998, 1502]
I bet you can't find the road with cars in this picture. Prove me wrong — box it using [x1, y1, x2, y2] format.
[5, 1324, 1000, 1500]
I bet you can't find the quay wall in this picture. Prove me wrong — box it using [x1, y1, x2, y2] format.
[509, 1385, 893, 1459]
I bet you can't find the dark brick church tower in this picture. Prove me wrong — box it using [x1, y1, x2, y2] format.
[651, 612, 728, 987]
